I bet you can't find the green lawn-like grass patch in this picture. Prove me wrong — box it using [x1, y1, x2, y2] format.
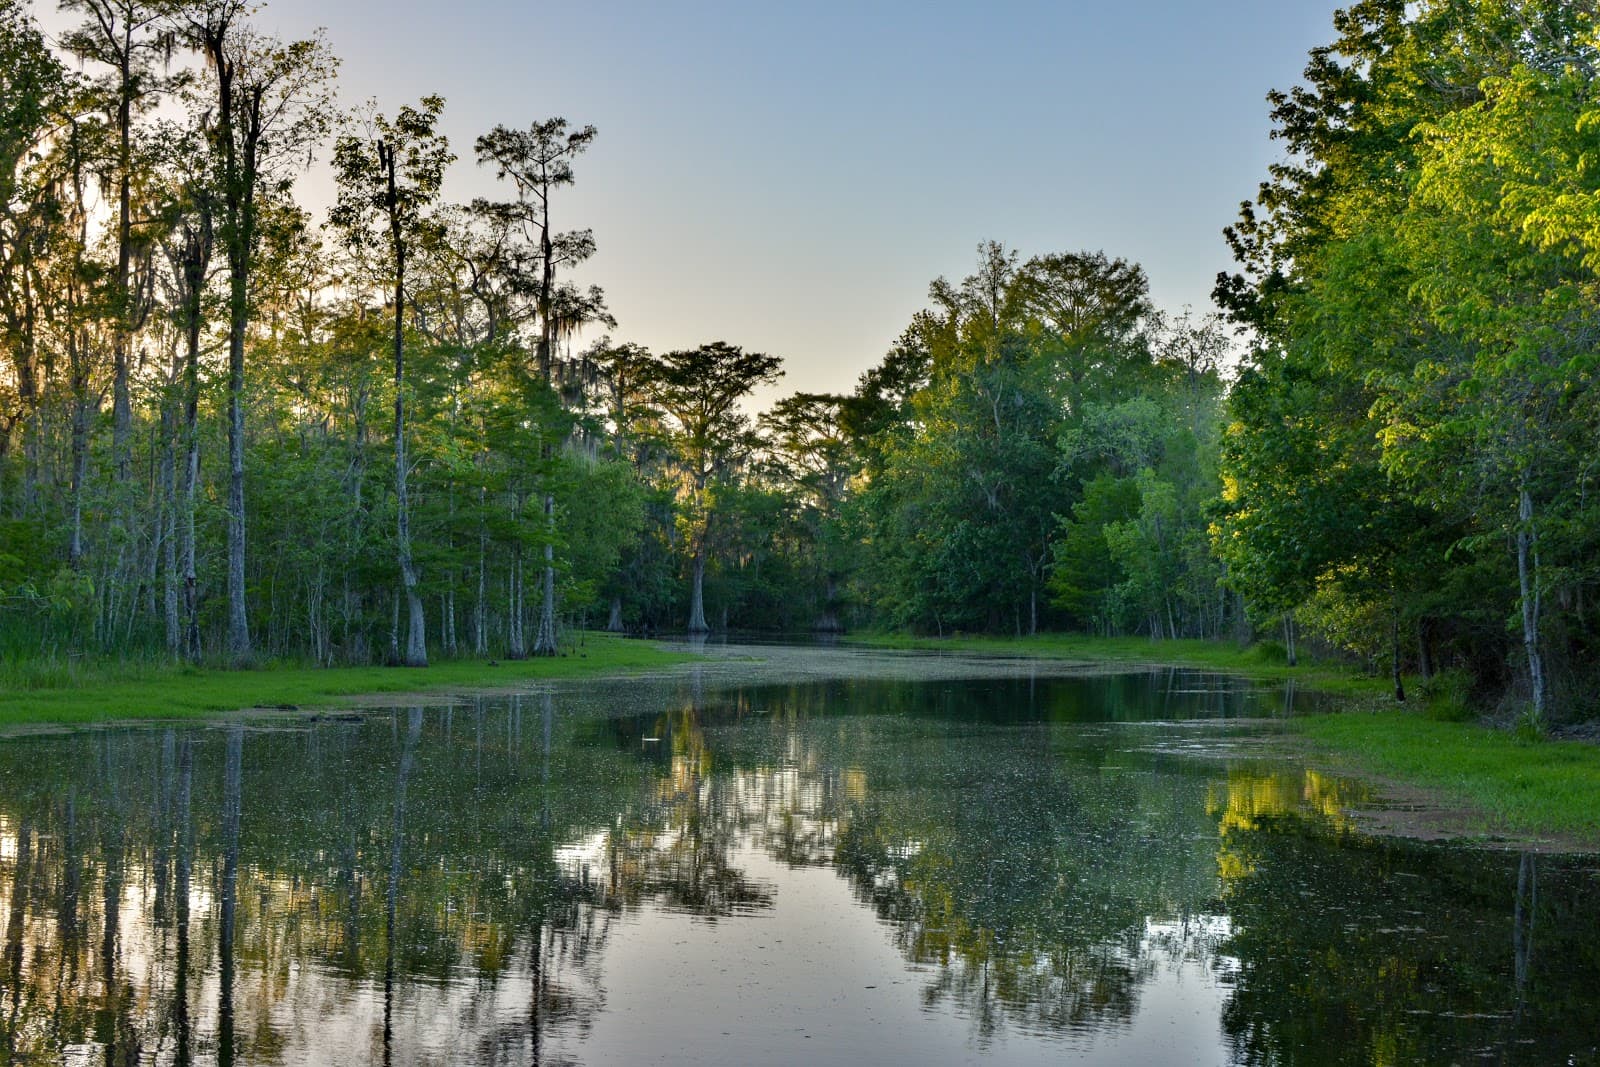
[0, 635, 692, 727]
[1295, 710, 1600, 845]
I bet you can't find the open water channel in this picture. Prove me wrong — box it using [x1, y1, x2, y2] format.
[0, 645, 1596, 1065]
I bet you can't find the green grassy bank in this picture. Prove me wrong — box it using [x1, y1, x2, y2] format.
[0, 635, 691, 727]
[848, 632, 1600, 846]
[1297, 711, 1600, 844]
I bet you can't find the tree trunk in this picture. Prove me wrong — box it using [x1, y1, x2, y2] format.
[161, 391, 181, 656]
[225, 299, 251, 662]
[507, 550, 526, 659]
[475, 528, 487, 656]
[181, 340, 202, 662]
[814, 575, 841, 634]
[1282, 612, 1297, 667]
[1391, 608, 1406, 703]
[606, 596, 624, 634]
[687, 550, 709, 634]
[444, 587, 457, 657]
[389, 590, 401, 664]
[111, 53, 134, 484]
[387, 150, 426, 668]
[1517, 486, 1546, 725]
[69, 388, 89, 571]
[532, 491, 557, 655]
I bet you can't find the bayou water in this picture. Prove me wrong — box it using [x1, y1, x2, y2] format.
[0, 646, 1594, 1065]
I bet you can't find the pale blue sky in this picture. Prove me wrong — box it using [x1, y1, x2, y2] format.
[46, 1, 1341, 403]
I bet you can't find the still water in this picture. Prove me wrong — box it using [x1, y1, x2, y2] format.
[0, 647, 1595, 1065]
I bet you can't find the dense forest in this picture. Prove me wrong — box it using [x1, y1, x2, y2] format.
[1, 0, 1597, 724]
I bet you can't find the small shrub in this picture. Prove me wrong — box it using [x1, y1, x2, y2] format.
[1420, 668, 1476, 723]
[1514, 702, 1547, 743]
[1248, 640, 1288, 665]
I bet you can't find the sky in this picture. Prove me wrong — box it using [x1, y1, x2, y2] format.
[43, 0, 1342, 407]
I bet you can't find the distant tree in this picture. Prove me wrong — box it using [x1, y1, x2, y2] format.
[645, 342, 782, 633]
[763, 393, 853, 632]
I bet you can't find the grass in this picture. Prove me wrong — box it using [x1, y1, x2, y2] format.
[0, 635, 693, 727]
[1296, 710, 1600, 844]
[849, 631, 1600, 846]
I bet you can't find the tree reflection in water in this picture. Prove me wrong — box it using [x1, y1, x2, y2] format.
[0, 671, 1594, 1065]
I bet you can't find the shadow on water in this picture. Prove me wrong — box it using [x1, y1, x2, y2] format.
[0, 659, 1593, 1064]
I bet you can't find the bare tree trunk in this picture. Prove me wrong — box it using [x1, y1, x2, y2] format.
[475, 527, 487, 655]
[1517, 486, 1546, 725]
[225, 321, 250, 662]
[384, 149, 427, 668]
[688, 550, 709, 634]
[532, 491, 557, 655]
[1390, 607, 1406, 703]
[395, 421, 426, 667]
[161, 392, 180, 656]
[814, 575, 841, 634]
[1417, 619, 1433, 682]
[69, 389, 89, 571]
[444, 587, 456, 657]
[507, 549, 526, 659]
[389, 590, 401, 664]
[1282, 612, 1297, 667]
[181, 362, 201, 661]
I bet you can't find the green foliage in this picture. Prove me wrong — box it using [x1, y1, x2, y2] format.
[841, 244, 1231, 639]
[1216, 0, 1600, 720]
[1247, 640, 1288, 666]
[1049, 474, 1138, 630]
[1420, 669, 1476, 723]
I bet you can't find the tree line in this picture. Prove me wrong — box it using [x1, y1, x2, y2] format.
[1214, 0, 1600, 725]
[3, 0, 1595, 725]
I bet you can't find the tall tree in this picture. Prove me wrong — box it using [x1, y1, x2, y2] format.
[474, 117, 599, 655]
[152, 116, 215, 660]
[0, 0, 68, 468]
[184, 2, 335, 662]
[331, 95, 453, 668]
[58, 0, 174, 480]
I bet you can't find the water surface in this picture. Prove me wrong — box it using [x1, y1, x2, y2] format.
[0, 647, 1594, 1065]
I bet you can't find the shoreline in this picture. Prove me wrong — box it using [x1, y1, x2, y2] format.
[5, 631, 1597, 850]
[0, 634, 696, 730]
[844, 632, 1600, 850]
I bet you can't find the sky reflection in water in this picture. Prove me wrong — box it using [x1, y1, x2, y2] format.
[0, 658, 1595, 1065]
